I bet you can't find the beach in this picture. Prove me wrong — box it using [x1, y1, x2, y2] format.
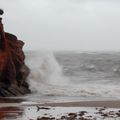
[1, 51, 120, 119]
[1, 0, 120, 118]
[0, 99, 120, 120]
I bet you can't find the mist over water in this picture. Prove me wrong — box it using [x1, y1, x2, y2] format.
[25, 51, 120, 100]
[25, 51, 68, 92]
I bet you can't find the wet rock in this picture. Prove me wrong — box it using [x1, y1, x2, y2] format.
[79, 111, 88, 116]
[116, 112, 120, 117]
[101, 113, 108, 117]
[0, 14, 30, 97]
[61, 115, 66, 119]
[68, 113, 77, 118]
[37, 117, 55, 120]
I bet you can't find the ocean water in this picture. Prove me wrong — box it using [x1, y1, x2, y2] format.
[23, 51, 120, 103]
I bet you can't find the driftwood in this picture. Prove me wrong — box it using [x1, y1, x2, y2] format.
[0, 17, 30, 97]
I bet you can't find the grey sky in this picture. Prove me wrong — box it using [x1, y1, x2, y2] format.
[1, 0, 120, 51]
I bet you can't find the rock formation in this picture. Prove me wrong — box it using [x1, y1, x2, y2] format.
[0, 11, 30, 97]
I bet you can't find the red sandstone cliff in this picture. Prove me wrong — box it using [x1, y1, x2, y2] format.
[0, 17, 30, 96]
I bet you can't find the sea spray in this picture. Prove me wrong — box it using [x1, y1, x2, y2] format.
[25, 51, 120, 98]
[25, 51, 68, 93]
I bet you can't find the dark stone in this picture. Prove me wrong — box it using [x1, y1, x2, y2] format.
[68, 113, 77, 118]
[37, 117, 54, 120]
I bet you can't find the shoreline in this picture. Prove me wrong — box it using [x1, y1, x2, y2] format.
[39, 100, 120, 108]
[0, 100, 120, 119]
[0, 100, 120, 108]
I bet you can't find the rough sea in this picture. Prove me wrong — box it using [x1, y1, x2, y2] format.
[23, 51, 120, 103]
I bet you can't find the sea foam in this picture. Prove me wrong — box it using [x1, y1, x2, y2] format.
[25, 51, 120, 98]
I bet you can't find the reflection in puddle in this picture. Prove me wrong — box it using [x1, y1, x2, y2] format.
[0, 107, 23, 120]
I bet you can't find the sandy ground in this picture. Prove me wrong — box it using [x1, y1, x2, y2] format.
[0, 100, 120, 119]
[40, 100, 120, 108]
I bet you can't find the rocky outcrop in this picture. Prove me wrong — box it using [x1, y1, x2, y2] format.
[0, 17, 30, 97]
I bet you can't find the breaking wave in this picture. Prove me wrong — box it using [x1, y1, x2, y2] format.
[25, 51, 120, 98]
[25, 51, 68, 91]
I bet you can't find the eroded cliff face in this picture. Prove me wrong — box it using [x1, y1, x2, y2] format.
[0, 18, 30, 97]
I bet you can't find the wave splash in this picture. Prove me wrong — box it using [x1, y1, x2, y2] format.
[25, 51, 68, 92]
[25, 51, 120, 98]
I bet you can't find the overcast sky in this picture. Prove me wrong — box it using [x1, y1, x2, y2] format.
[1, 0, 120, 51]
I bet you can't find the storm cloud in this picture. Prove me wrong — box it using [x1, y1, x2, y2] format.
[1, 0, 120, 51]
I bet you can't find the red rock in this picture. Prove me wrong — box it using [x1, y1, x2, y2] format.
[0, 13, 30, 96]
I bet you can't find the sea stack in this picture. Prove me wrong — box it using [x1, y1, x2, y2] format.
[0, 10, 30, 96]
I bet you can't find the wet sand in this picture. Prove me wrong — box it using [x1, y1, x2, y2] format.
[1, 100, 120, 108]
[0, 100, 120, 119]
[40, 100, 120, 108]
